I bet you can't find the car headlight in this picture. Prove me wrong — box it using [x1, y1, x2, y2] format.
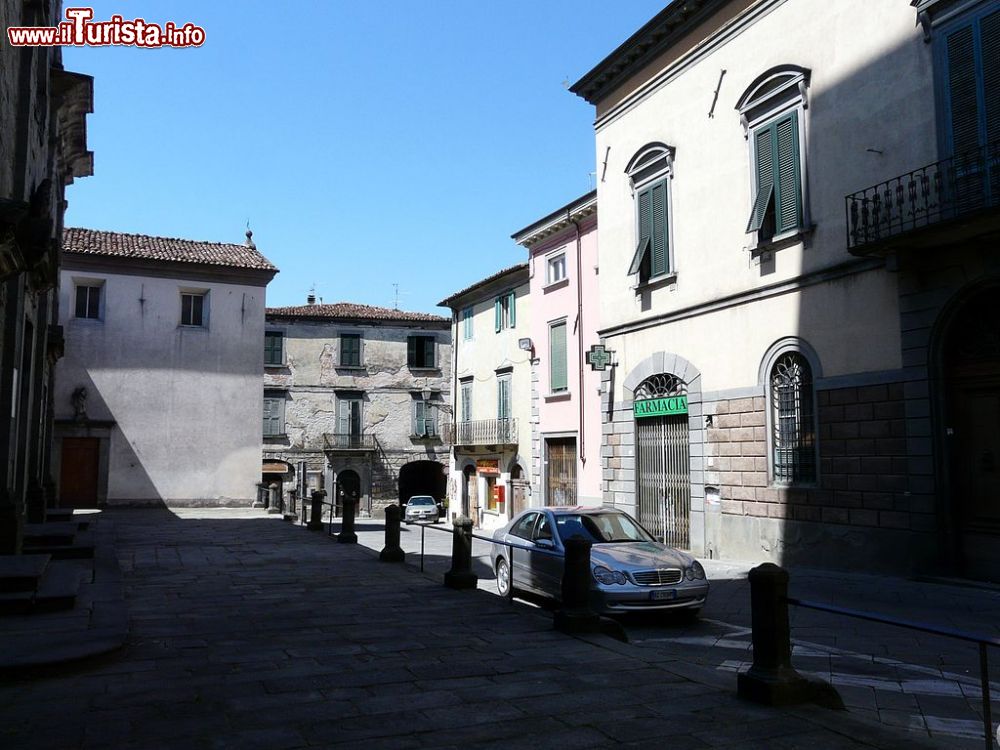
[684, 560, 706, 580]
[593, 566, 627, 585]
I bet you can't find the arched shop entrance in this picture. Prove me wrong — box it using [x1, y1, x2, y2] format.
[398, 460, 446, 503]
[633, 373, 690, 548]
[941, 286, 1000, 582]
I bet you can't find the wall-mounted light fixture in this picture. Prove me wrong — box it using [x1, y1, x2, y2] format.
[518, 338, 533, 352]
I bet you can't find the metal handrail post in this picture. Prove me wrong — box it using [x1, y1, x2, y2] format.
[980, 644, 993, 750]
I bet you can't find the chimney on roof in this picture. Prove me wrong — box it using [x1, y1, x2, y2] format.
[307, 293, 316, 305]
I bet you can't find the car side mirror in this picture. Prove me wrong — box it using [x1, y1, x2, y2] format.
[535, 538, 555, 550]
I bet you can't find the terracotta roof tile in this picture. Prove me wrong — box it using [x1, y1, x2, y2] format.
[267, 302, 449, 324]
[63, 227, 277, 271]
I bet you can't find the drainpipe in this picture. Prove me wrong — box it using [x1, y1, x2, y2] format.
[451, 308, 459, 502]
[570, 210, 586, 469]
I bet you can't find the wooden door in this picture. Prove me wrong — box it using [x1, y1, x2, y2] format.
[60, 438, 100, 508]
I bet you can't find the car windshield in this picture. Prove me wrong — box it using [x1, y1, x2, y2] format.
[555, 512, 654, 544]
[409, 497, 435, 506]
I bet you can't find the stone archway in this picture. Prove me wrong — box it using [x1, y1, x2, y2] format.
[398, 460, 446, 504]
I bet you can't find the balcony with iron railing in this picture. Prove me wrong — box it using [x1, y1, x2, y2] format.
[323, 433, 378, 452]
[846, 141, 1000, 254]
[442, 418, 518, 447]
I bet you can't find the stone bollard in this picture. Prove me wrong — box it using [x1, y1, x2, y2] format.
[737, 563, 842, 708]
[443, 516, 478, 590]
[380, 504, 405, 562]
[307, 490, 326, 531]
[337, 497, 358, 544]
[554, 535, 601, 635]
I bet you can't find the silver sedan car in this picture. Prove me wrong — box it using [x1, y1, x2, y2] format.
[403, 496, 440, 524]
[491, 506, 708, 615]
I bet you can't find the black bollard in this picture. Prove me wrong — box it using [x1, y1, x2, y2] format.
[337, 497, 358, 544]
[737, 563, 842, 708]
[308, 490, 326, 531]
[553, 535, 601, 634]
[443, 516, 478, 590]
[380, 505, 405, 562]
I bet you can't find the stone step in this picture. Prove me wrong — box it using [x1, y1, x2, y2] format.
[23, 522, 79, 546]
[0, 554, 51, 592]
[31, 562, 83, 613]
[45, 509, 100, 530]
[24, 530, 95, 560]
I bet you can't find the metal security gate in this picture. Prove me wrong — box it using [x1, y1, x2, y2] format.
[634, 373, 691, 549]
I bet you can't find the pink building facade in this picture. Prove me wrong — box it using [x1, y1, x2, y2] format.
[514, 192, 602, 507]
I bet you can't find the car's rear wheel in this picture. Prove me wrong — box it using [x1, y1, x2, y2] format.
[495, 557, 511, 597]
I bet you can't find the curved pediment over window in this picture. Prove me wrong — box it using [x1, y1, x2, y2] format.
[736, 65, 811, 136]
[625, 142, 675, 187]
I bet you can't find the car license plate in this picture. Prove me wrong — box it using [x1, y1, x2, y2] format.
[650, 589, 677, 601]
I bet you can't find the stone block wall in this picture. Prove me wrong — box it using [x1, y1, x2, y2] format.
[705, 381, 935, 535]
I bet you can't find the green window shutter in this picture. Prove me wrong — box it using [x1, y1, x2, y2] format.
[946, 24, 980, 157]
[426, 338, 435, 367]
[774, 112, 802, 234]
[508, 292, 516, 328]
[407, 336, 416, 366]
[650, 180, 668, 276]
[426, 403, 437, 436]
[337, 399, 350, 436]
[263, 399, 272, 436]
[747, 125, 775, 233]
[550, 322, 567, 392]
[983, 10, 1000, 145]
[494, 298, 502, 332]
[413, 400, 424, 435]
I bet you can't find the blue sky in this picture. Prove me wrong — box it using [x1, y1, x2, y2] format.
[64, 1, 665, 313]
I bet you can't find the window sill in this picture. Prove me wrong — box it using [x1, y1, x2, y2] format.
[632, 272, 677, 294]
[750, 224, 815, 254]
[408, 367, 440, 374]
[544, 391, 571, 402]
[410, 435, 442, 443]
[71, 317, 103, 324]
[178, 324, 209, 331]
[264, 363, 287, 370]
[335, 365, 366, 372]
[543, 278, 570, 293]
[263, 434, 288, 441]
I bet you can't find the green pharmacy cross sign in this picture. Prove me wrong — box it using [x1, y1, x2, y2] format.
[586, 344, 613, 371]
[633, 395, 688, 418]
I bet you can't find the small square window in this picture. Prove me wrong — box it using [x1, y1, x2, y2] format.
[494, 292, 516, 332]
[263, 392, 285, 437]
[547, 253, 567, 285]
[181, 292, 206, 327]
[340, 334, 362, 367]
[407, 336, 435, 368]
[75, 283, 102, 320]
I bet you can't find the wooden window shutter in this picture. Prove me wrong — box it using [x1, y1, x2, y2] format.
[508, 292, 516, 328]
[550, 322, 567, 392]
[983, 10, 1000, 145]
[407, 336, 416, 366]
[946, 24, 980, 158]
[628, 187, 653, 276]
[747, 126, 775, 233]
[413, 399, 423, 436]
[337, 399, 350, 436]
[494, 298, 502, 332]
[774, 112, 802, 234]
[650, 180, 668, 276]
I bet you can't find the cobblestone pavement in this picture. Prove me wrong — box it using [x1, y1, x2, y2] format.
[352, 518, 1000, 748]
[0, 509, 980, 749]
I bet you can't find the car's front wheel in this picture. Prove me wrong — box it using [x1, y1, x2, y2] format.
[495, 557, 511, 597]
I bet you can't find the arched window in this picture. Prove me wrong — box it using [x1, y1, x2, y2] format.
[736, 66, 810, 245]
[626, 143, 674, 285]
[768, 351, 816, 484]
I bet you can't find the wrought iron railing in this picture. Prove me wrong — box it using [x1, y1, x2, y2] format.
[846, 141, 1000, 252]
[323, 433, 378, 451]
[444, 418, 519, 446]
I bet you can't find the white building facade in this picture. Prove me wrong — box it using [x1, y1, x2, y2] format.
[571, 0, 1000, 578]
[54, 228, 277, 507]
[440, 265, 533, 532]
